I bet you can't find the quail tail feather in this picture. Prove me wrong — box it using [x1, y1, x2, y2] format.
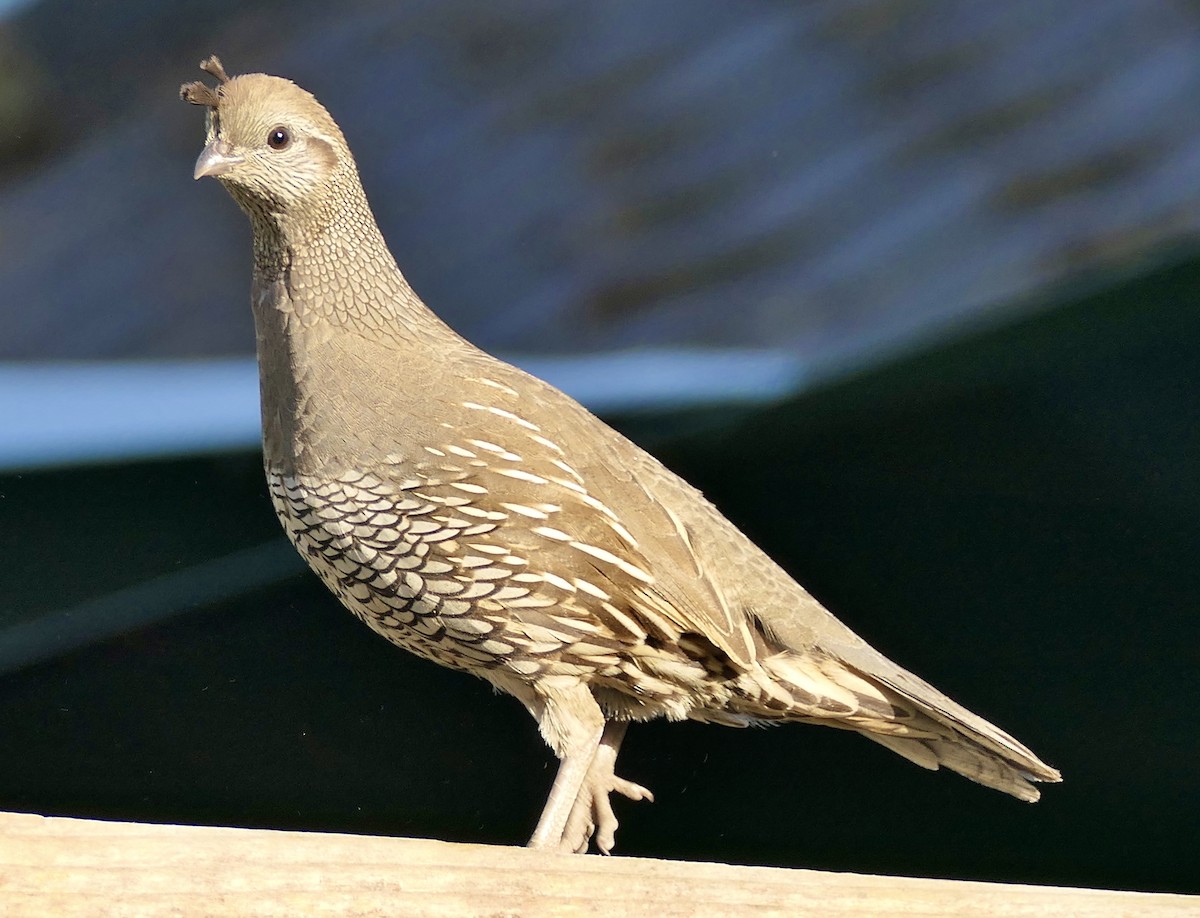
[758, 644, 1061, 800]
[857, 659, 1061, 800]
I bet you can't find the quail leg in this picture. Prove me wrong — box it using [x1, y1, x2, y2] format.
[559, 721, 654, 854]
[526, 683, 608, 850]
[527, 729, 604, 849]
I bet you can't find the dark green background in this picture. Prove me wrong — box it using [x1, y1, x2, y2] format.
[1, 255, 1197, 893]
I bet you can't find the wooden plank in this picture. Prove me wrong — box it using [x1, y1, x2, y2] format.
[0, 811, 1192, 917]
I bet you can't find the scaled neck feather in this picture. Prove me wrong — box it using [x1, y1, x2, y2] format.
[233, 167, 460, 347]
[240, 163, 470, 474]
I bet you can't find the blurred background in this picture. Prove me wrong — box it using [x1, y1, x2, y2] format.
[1, 0, 1199, 895]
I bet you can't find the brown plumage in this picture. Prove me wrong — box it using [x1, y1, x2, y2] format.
[181, 56, 1060, 854]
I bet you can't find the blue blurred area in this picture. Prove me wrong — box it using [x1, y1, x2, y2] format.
[0, 360, 260, 469]
[0, 349, 807, 470]
[2, 0, 1199, 365]
[0, 0, 33, 17]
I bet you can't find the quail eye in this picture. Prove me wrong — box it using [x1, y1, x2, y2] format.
[267, 127, 291, 150]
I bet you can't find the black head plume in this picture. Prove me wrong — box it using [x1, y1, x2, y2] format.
[180, 55, 229, 107]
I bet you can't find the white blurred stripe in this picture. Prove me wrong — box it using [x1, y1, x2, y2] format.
[0, 349, 808, 471]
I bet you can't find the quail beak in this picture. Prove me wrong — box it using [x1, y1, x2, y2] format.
[193, 139, 244, 180]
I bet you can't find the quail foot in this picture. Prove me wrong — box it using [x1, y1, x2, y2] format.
[181, 56, 1060, 855]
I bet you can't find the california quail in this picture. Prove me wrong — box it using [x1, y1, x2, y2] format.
[181, 56, 1060, 854]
